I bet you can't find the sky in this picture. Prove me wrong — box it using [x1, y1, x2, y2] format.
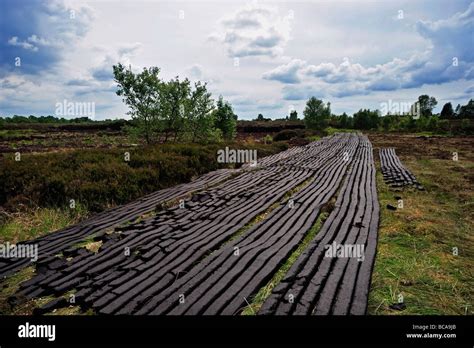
[0, 0, 473, 120]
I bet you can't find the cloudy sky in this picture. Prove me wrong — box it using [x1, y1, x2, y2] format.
[0, 0, 473, 120]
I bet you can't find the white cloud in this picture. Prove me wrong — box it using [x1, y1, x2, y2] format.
[209, 3, 293, 58]
[185, 64, 219, 85]
[89, 42, 142, 82]
[7, 36, 38, 51]
[263, 3, 474, 99]
[262, 59, 306, 83]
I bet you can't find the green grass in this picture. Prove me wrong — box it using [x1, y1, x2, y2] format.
[0, 205, 88, 243]
[0, 129, 36, 140]
[368, 157, 473, 315]
[306, 135, 321, 142]
[325, 127, 355, 136]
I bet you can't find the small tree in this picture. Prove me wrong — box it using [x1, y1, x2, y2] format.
[440, 102, 455, 119]
[186, 81, 215, 142]
[339, 112, 352, 128]
[455, 104, 461, 115]
[353, 109, 380, 130]
[113, 63, 162, 144]
[159, 77, 192, 142]
[213, 96, 237, 140]
[417, 95, 438, 117]
[303, 97, 330, 130]
[458, 99, 474, 119]
[289, 110, 298, 121]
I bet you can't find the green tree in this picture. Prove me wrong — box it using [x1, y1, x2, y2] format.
[440, 102, 455, 119]
[455, 104, 461, 115]
[339, 112, 352, 128]
[186, 81, 215, 142]
[353, 109, 380, 130]
[213, 96, 237, 140]
[458, 99, 474, 119]
[159, 77, 192, 142]
[113, 63, 162, 144]
[289, 110, 298, 121]
[381, 115, 392, 131]
[417, 95, 438, 117]
[303, 97, 331, 130]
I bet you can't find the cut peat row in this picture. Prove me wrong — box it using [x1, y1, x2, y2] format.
[259, 135, 379, 315]
[135, 134, 361, 315]
[379, 148, 424, 190]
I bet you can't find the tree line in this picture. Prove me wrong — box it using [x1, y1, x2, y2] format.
[302, 95, 474, 132]
[0, 115, 96, 124]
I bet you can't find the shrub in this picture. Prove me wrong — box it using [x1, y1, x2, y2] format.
[273, 141, 289, 151]
[263, 134, 273, 144]
[0, 141, 287, 214]
[274, 130, 299, 141]
[288, 137, 310, 146]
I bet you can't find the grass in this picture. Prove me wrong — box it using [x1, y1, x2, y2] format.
[325, 127, 355, 136]
[0, 204, 88, 243]
[0, 129, 36, 140]
[368, 156, 473, 315]
[306, 135, 321, 142]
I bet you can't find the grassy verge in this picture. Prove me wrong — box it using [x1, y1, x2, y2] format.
[0, 205, 88, 243]
[325, 127, 355, 135]
[0, 129, 37, 140]
[368, 157, 473, 315]
[305, 135, 321, 142]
